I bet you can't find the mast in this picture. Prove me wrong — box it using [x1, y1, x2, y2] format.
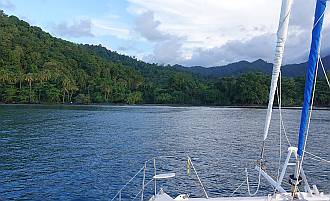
[297, 0, 327, 157]
[263, 0, 293, 143]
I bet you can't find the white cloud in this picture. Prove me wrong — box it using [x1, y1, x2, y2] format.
[127, 0, 330, 66]
[132, 10, 185, 64]
[92, 20, 131, 39]
[0, 0, 15, 10]
[134, 11, 170, 41]
[90, 14, 134, 40]
[144, 36, 186, 65]
[128, 0, 280, 49]
[51, 15, 133, 41]
[53, 19, 94, 38]
[184, 34, 275, 67]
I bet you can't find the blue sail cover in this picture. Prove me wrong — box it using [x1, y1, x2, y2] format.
[297, 0, 327, 157]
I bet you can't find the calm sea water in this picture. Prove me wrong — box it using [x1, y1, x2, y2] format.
[0, 105, 329, 200]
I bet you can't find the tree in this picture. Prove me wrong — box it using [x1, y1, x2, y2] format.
[127, 91, 143, 104]
[61, 76, 78, 103]
[100, 78, 113, 102]
[23, 73, 35, 103]
[0, 69, 12, 83]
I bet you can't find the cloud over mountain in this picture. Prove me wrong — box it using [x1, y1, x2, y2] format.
[53, 19, 94, 38]
[134, 10, 186, 64]
[134, 11, 170, 42]
[128, 0, 330, 66]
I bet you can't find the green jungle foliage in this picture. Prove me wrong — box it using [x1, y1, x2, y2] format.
[0, 11, 329, 106]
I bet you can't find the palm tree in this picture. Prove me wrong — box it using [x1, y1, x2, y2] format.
[0, 69, 9, 83]
[16, 71, 24, 89]
[67, 82, 78, 102]
[62, 77, 70, 103]
[0, 69, 15, 84]
[24, 73, 35, 103]
[36, 70, 52, 102]
[101, 79, 113, 102]
[62, 76, 78, 103]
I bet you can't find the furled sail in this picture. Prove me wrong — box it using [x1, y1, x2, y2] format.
[297, 0, 327, 157]
[263, 0, 293, 141]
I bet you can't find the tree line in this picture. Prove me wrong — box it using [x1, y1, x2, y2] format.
[0, 11, 329, 106]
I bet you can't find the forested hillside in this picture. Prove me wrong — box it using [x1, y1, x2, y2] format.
[0, 11, 329, 106]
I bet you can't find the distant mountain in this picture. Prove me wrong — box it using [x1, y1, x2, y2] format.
[83, 42, 330, 79]
[174, 56, 330, 78]
[86, 42, 330, 79]
[281, 56, 330, 77]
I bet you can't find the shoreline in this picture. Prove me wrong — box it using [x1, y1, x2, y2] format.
[1, 103, 329, 110]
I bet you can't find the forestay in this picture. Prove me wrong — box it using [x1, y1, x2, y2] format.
[263, 0, 293, 141]
[297, 0, 327, 157]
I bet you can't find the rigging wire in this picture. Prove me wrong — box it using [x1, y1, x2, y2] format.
[292, 6, 327, 194]
[231, 180, 246, 196]
[277, 71, 292, 147]
[254, 4, 294, 196]
[276, 71, 283, 182]
[281, 117, 292, 147]
[187, 157, 209, 199]
[110, 166, 145, 201]
[294, 54, 320, 194]
[319, 58, 330, 89]
[260, 0, 293, 158]
[304, 150, 330, 164]
[132, 179, 154, 201]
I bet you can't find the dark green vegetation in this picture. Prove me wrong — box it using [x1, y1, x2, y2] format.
[0, 11, 329, 106]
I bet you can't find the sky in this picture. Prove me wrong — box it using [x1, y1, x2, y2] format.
[1, 0, 330, 67]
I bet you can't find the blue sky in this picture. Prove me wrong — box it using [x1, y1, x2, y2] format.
[1, 0, 330, 66]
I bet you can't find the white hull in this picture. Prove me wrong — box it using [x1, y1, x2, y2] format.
[111, 151, 329, 201]
[151, 191, 330, 201]
[111, 148, 329, 201]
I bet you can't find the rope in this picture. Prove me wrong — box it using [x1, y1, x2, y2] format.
[319, 58, 330, 89]
[232, 167, 293, 197]
[245, 168, 262, 196]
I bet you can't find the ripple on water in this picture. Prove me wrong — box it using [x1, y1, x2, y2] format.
[0, 105, 329, 200]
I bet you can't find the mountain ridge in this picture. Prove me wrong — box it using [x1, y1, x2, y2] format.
[84, 43, 330, 78]
[173, 56, 330, 78]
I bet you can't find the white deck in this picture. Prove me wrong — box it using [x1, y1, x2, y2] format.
[150, 191, 330, 201]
